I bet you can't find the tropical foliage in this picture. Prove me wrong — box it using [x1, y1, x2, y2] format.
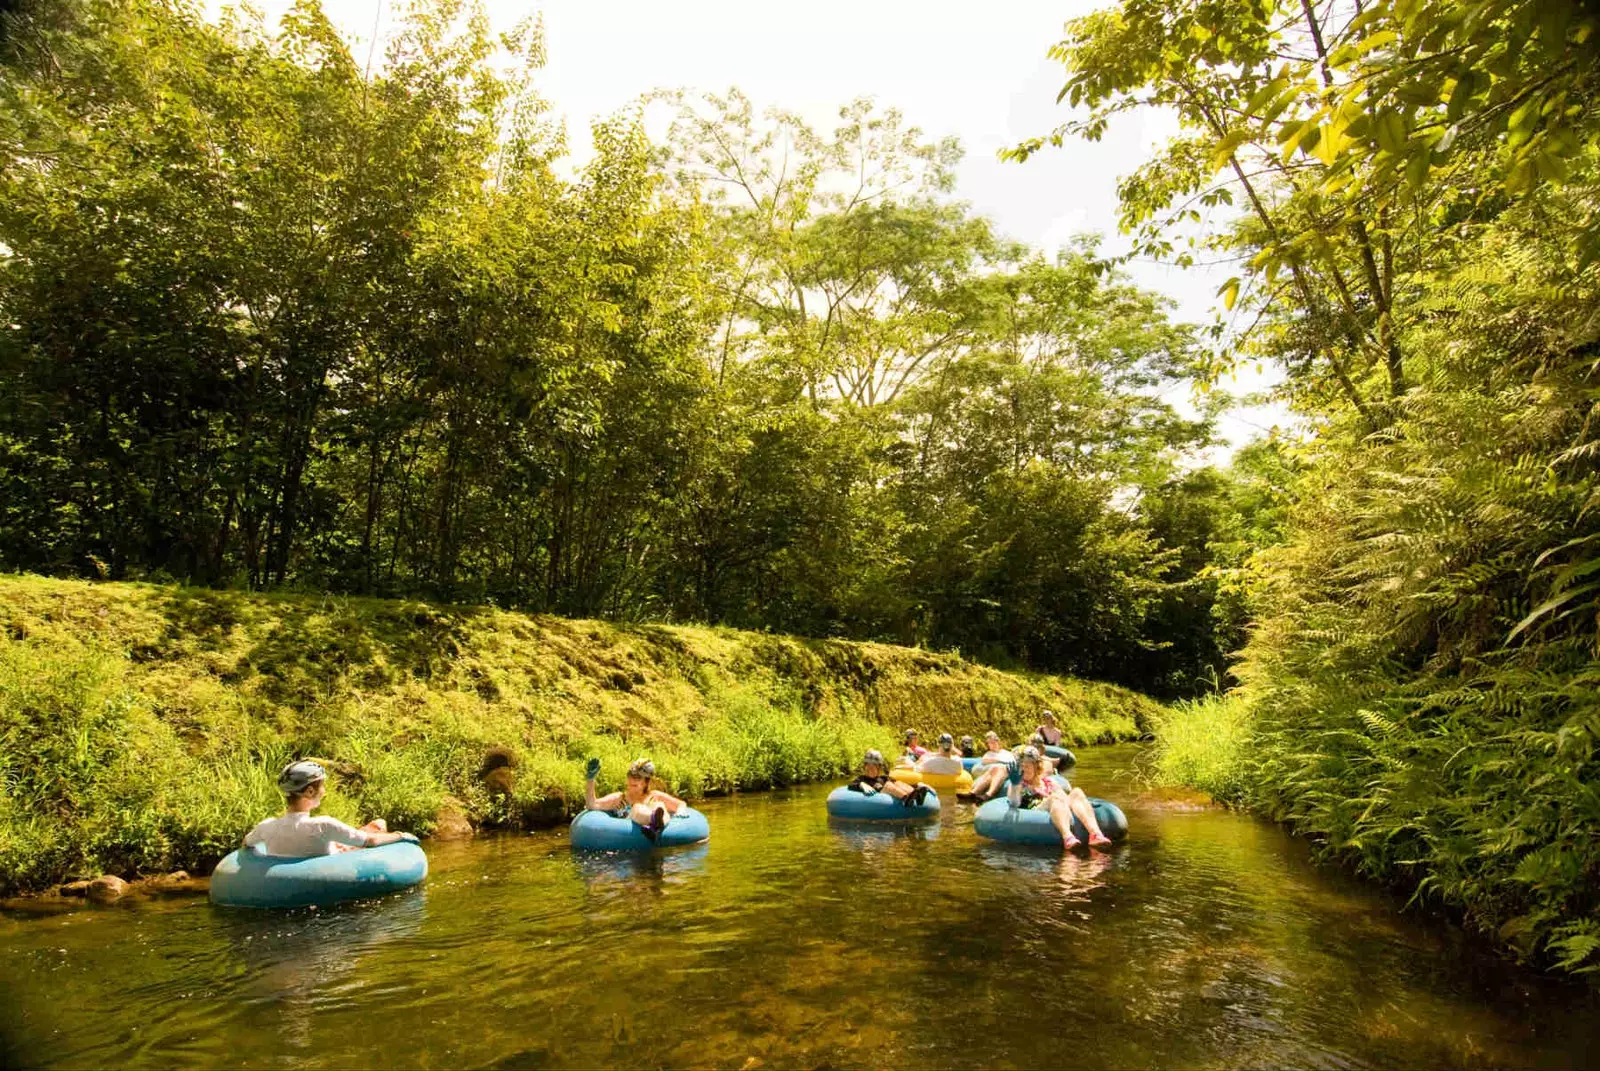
[1029, 0, 1600, 972]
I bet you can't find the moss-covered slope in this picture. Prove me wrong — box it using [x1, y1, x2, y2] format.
[0, 575, 1159, 892]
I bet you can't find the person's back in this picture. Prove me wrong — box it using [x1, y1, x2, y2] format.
[244, 810, 368, 858]
[243, 760, 407, 858]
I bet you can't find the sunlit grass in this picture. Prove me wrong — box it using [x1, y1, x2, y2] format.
[1149, 693, 1253, 803]
[0, 574, 1159, 892]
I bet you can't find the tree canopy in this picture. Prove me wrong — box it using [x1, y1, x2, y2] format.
[0, 0, 1241, 697]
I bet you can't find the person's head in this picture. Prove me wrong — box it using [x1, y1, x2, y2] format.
[937, 732, 955, 755]
[862, 748, 886, 776]
[1018, 745, 1042, 779]
[1029, 732, 1047, 749]
[1041, 710, 1057, 727]
[959, 735, 975, 755]
[277, 760, 327, 810]
[903, 729, 920, 747]
[984, 731, 1001, 751]
[626, 757, 656, 794]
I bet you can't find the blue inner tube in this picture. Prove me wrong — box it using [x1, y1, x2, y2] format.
[960, 756, 983, 773]
[209, 840, 428, 908]
[1044, 744, 1077, 766]
[825, 785, 940, 821]
[569, 806, 710, 851]
[973, 794, 1129, 845]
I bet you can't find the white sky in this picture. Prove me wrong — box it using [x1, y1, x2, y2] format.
[239, 0, 1293, 455]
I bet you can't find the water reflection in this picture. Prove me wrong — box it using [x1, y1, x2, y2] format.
[571, 842, 710, 888]
[826, 819, 941, 845]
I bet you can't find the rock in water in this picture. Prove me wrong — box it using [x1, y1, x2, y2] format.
[87, 875, 128, 903]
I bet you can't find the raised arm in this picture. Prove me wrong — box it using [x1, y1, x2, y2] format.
[650, 789, 686, 814]
[583, 757, 625, 811]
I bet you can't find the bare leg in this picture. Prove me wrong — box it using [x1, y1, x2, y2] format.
[1047, 795, 1082, 849]
[970, 766, 1004, 799]
[1064, 787, 1111, 846]
[629, 802, 657, 825]
[882, 780, 915, 799]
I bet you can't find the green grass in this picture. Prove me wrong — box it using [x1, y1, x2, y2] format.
[0, 574, 1160, 893]
[1148, 693, 1253, 803]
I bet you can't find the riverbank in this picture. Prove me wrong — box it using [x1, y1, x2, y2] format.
[1150, 694, 1600, 977]
[0, 575, 1159, 894]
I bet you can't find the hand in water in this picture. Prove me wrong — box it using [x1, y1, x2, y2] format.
[585, 757, 601, 781]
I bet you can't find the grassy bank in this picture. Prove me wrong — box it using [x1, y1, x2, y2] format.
[0, 575, 1158, 893]
[1150, 693, 1600, 976]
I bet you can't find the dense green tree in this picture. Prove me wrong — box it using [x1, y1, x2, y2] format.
[1022, 0, 1600, 970]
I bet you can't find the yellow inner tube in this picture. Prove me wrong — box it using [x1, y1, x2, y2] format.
[890, 766, 973, 793]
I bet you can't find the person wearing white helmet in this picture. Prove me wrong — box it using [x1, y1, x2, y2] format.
[242, 760, 414, 858]
[583, 757, 687, 843]
[916, 733, 965, 777]
[845, 749, 929, 806]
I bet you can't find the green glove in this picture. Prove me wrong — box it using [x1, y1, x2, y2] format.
[585, 757, 601, 781]
[1007, 759, 1022, 786]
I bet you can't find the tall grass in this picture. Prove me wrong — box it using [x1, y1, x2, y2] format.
[1149, 694, 1252, 803]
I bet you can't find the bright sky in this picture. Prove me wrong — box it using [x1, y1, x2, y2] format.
[238, 0, 1292, 454]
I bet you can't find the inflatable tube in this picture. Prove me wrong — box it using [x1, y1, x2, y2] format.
[961, 756, 983, 773]
[1044, 744, 1077, 767]
[569, 806, 710, 851]
[973, 794, 1129, 846]
[826, 785, 940, 821]
[889, 766, 973, 794]
[210, 840, 428, 908]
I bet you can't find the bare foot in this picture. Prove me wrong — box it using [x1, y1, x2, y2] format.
[1062, 834, 1082, 851]
[1088, 831, 1113, 848]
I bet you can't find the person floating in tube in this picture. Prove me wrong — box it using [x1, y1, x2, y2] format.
[1027, 733, 1067, 776]
[959, 735, 977, 758]
[966, 731, 1017, 800]
[583, 756, 687, 843]
[900, 728, 929, 764]
[243, 760, 416, 857]
[846, 749, 931, 807]
[1036, 710, 1065, 748]
[916, 733, 965, 777]
[1006, 746, 1112, 851]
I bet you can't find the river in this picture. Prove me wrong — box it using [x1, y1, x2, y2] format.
[3, 744, 1595, 1068]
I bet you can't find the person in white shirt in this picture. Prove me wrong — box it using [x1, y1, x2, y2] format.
[967, 731, 1018, 800]
[242, 761, 413, 858]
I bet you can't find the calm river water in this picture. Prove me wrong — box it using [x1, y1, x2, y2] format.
[3, 745, 1596, 1069]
